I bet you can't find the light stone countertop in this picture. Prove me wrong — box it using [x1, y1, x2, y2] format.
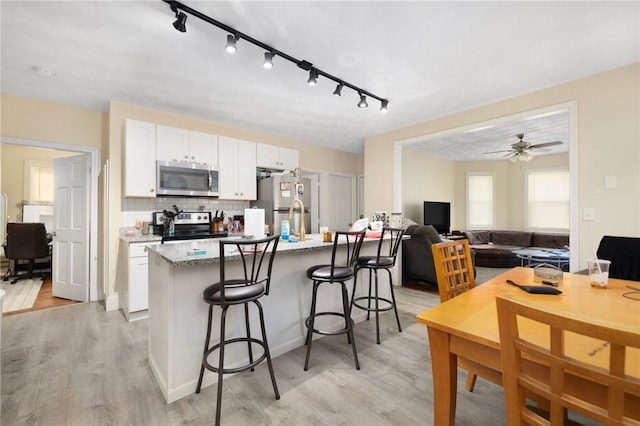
[119, 227, 163, 244]
[145, 234, 382, 267]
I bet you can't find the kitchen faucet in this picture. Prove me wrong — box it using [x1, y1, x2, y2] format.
[288, 198, 306, 242]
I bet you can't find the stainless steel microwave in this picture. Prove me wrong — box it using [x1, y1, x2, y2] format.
[156, 161, 219, 197]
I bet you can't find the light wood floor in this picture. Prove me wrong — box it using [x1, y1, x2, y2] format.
[1, 286, 508, 425]
[2, 276, 79, 317]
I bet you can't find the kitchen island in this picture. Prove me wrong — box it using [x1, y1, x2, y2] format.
[146, 234, 399, 403]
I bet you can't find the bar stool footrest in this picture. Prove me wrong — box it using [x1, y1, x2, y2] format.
[305, 312, 354, 336]
[202, 337, 268, 374]
[351, 296, 394, 313]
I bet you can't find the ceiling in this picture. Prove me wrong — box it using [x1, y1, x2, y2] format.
[1, 1, 638, 156]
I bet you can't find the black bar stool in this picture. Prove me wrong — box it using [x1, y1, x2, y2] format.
[304, 229, 366, 371]
[350, 227, 405, 344]
[196, 234, 280, 426]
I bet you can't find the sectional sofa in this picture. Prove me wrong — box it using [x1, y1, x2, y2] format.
[463, 230, 569, 268]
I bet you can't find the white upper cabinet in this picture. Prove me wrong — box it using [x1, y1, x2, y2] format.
[124, 119, 157, 198]
[256, 143, 298, 170]
[156, 126, 218, 166]
[156, 125, 189, 163]
[218, 137, 256, 200]
[189, 131, 218, 167]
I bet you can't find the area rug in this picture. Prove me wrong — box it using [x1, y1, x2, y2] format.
[1, 278, 43, 313]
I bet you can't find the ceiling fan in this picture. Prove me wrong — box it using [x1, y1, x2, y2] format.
[484, 133, 563, 162]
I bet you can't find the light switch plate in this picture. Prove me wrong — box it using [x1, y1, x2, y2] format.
[604, 176, 617, 189]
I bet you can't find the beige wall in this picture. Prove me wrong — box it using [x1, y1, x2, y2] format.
[1, 144, 78, 221]
[401, 149, 456, 225]
[365, 63, 640, 268]
[452, 153, 569, 231]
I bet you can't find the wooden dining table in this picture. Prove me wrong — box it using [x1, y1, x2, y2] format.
[416, 267, 640, 425]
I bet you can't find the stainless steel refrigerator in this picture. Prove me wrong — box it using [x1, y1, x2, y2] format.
[251, 176, 311, 236]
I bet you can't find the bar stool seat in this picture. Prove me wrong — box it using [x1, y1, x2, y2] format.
[303, 229, 366, 371]
[350, 227, 406, 344]
[196, 235, 281, 426]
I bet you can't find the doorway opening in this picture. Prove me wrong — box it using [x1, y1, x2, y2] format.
[1, 137, 99, 315]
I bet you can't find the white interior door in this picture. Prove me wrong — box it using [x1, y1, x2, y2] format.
[53, 154, 90, 301]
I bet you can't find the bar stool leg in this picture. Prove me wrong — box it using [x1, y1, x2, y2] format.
[349, 269, 359, 318]
[304, 281, 320, 371]
[374, 270, 381, 344]
[386, 269, 402, 333]
[366, 270, 373, 321]
[255, 299, 280, 399]
[244, 303, 255, 371]
[215, 307, 228, 426]
[341, 282, 360, 370]
[196, 305, 214, 393]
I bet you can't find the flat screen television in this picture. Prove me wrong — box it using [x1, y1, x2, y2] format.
[423, 201, 451, 235]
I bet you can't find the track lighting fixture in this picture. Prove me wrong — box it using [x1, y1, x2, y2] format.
[263, 51, 274, 69]
[307, 69, 318, 86]
[171, 6, 187, 32]
[357, 93, 368, 109]
[333, 83, 343, 97]
[164, 0, 389, 112]
[225, 34, 238, 53]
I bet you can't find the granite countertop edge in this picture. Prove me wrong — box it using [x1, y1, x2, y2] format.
[146, 235, 381, 267]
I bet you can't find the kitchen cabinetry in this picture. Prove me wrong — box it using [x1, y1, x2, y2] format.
[124, 119, 157, 198]
[156, 126, 218, 166]
[218, 136, 256, 200]
[256, 143, 298, 170]
[189, 131, 218, 167]
[156, 125, 189, 163]
[123, 241, 154, 321]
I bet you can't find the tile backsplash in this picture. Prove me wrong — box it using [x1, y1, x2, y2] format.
[121, 197, 249, 226]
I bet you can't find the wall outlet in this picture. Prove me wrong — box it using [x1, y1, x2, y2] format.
[582, 207, 595, 221]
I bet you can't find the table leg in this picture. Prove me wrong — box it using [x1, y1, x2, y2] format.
[426, 326, 457, 426]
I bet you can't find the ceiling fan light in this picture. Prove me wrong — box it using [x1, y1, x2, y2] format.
[509, 155, 518, 163]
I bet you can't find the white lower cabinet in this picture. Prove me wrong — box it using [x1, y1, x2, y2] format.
[124, 242, 152, 321]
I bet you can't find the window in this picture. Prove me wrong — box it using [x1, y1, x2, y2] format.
[24, 160, 54, 203]
[467, 173, 495, 229]
[526, 169, 569, 230]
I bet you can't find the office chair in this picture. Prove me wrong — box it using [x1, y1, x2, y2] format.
[3, 222, 50, 284]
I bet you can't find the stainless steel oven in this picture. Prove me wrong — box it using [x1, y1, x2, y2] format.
[156, 161, 219, 197]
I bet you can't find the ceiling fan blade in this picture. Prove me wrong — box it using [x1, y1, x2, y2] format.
[483, 149, 513, 154]
[529, 141, 562, 149]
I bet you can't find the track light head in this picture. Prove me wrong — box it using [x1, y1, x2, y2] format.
[333, 83, 344, 97]
[225, 34, 238, 53]
[380, 99, 388, 113]
[171, 6, 187, 32]
[357, 93, 368, 108]
[307, 69, 318, 86]
[263, 51, 274, 69]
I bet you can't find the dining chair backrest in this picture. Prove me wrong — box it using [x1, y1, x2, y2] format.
[218, 234, 280, 305]
[496, 293, 640, 425]
[431, 239, 475, 303]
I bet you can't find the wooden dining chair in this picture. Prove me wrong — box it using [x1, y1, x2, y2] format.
[496, 293, 640, 425]
[431, 239, 479, 392]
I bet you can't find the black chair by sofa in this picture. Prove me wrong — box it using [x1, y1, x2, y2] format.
[3, 222, 51, 284]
